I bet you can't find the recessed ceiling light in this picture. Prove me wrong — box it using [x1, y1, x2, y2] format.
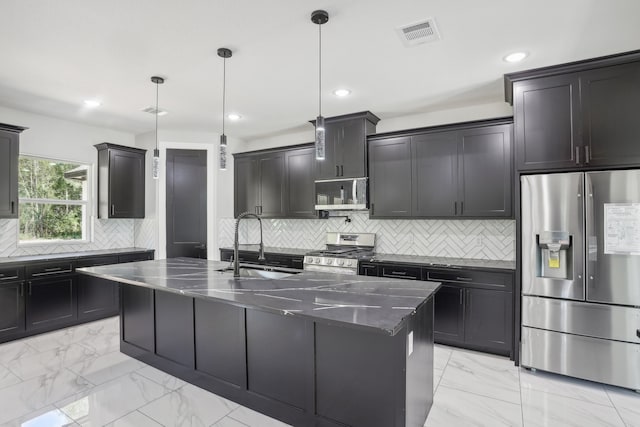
[227, 113, 242, 120]
[504, 52, 528, 63]
[83, 99, 102, 108]
[333, 89, 351, 97]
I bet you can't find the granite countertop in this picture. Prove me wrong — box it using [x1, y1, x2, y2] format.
[369, 254, 516, 271]
[78, 257, 440, 336]
[0, 247, 154, 265]
[220, 245, 310, 256]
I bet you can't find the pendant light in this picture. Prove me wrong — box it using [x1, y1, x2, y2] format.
[218, 47, 232, 170]
[311, 10, 329, 160]
[151, 76, 164, 180]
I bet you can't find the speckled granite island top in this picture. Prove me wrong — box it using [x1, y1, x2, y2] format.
[78, 257, 440, 335]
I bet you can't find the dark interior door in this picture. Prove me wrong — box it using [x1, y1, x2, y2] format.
[166, 149, 207, 258]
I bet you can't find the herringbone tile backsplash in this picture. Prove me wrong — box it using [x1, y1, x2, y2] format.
[0, 218, 135, 257]
[219, 213, 516, 261]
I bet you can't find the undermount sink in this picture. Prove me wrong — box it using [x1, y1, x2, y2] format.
[216, 265, 298, 280]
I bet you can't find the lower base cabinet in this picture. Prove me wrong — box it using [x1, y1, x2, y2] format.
[433, 285, 464, 345]
[464, 288, 512, 353]
[26, 275, 77, 331]
[0, 281, 25, 337]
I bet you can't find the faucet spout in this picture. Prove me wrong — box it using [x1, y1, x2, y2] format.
[233, 212, 266, 277]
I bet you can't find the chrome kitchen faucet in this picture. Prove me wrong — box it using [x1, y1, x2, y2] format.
[233, 212, 266, 277]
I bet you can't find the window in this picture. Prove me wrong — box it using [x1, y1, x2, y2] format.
[18, 156, 90, 243]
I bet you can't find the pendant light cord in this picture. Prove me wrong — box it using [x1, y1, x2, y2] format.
[155, 81, 159, 151]
[318, 23, 322, 116]
[222, 57, 227, 136]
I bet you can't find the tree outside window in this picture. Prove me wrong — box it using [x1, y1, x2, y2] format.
[18, 156, 90, 243]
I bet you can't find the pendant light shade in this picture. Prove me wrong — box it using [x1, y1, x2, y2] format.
[218, 47, 232, 170]
[151, 76, 164, 180]
[311, 10, 329, 161]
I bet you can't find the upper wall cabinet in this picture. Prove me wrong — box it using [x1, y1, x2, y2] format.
[0, 123, 27, 219]
[234, 144, 315, 219]
[505, 52, 640, 171]
[95, 143, 146, 219]
[315, 111, 380, 180]
[368, 119, 513, 219]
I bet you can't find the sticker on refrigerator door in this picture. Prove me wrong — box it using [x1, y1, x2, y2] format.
[604, 203, 640, 255]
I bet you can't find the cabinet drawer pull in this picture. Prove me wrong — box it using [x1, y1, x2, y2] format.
[575, 146, 580, 165]
[456, 276, 473, 281]
[585, 146, 590, 164]
[391, 271, 407, 275]
[44, 267, 62, 272]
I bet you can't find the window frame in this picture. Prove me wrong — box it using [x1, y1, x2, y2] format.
[17, 154, 93, 246]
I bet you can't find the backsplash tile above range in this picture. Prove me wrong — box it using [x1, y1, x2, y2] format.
[219, 213, 515, 261]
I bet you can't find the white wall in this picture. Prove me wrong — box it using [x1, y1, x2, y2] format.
[0, 106, 138, 257]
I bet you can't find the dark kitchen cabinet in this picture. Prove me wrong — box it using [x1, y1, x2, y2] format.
[425, 268, 514, 356]
[121, 284, 155, 352]
[506, 54, 640, 171]
[285, 146, 316, 218]
[512, 74, 580, 170]
[358, 263, 379, 277]
[234, 151, 285, 218]
[0, 123, 27, 219]
[315, 112, 380, 180]
[464, 287, 512, 353]
[368, 136, 412, 217]
[95, 143, 146, 218]
[0, 280, 26, 340]
[412, 131, 459, 217]
[433, 285, 464, 345]
[77, 256, 119, 321]
[118, 251, 154, 263]
[581, 62, 640, 167]
[26, 275, 77, 331]
[458, 125, 512, 217]
[369, 119, 513, 219]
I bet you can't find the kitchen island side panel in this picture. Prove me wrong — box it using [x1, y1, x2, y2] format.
[118, 283, 435, 427]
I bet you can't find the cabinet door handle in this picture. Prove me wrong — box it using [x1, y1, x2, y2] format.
[336, 165, 339, 177]
[637, 329, 640, 339]
[340, 165, 344, 176]
[370, 203, 375, 216]
[585, 146, 590, 164]
[11, 201, 15, 214]
[454, 201, 458, 215]
[28, 281, 32, 296]
[111, 204, 115, 215]
[575, 146, 580, 165]
[456, 276, 473, 281]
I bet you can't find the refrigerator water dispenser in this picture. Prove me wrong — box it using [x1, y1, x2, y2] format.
[537, 231, 572, 279]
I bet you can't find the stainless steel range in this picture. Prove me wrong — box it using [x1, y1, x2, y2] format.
[303, 232, 375, 275]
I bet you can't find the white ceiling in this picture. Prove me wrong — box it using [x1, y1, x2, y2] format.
[1, 0, 639, 140]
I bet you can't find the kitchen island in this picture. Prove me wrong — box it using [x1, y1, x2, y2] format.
[78, 257, 440, 427]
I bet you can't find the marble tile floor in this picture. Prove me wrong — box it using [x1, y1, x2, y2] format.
[0, 318, 637, 427]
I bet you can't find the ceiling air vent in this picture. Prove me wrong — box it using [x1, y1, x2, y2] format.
[396, 18, 441, 47]
[142, 106, 168, 116]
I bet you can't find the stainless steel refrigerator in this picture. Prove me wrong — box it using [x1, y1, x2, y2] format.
[521, 170, 640, 390]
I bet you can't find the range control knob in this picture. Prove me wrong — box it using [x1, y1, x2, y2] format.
[337, 259, 345, 266]
[315, 258, 321, 264]
[325, 258, 333, 265]
[346, 260, 354, 267]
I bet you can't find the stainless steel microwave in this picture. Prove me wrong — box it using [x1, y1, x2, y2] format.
[314, 177, 368, 211]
